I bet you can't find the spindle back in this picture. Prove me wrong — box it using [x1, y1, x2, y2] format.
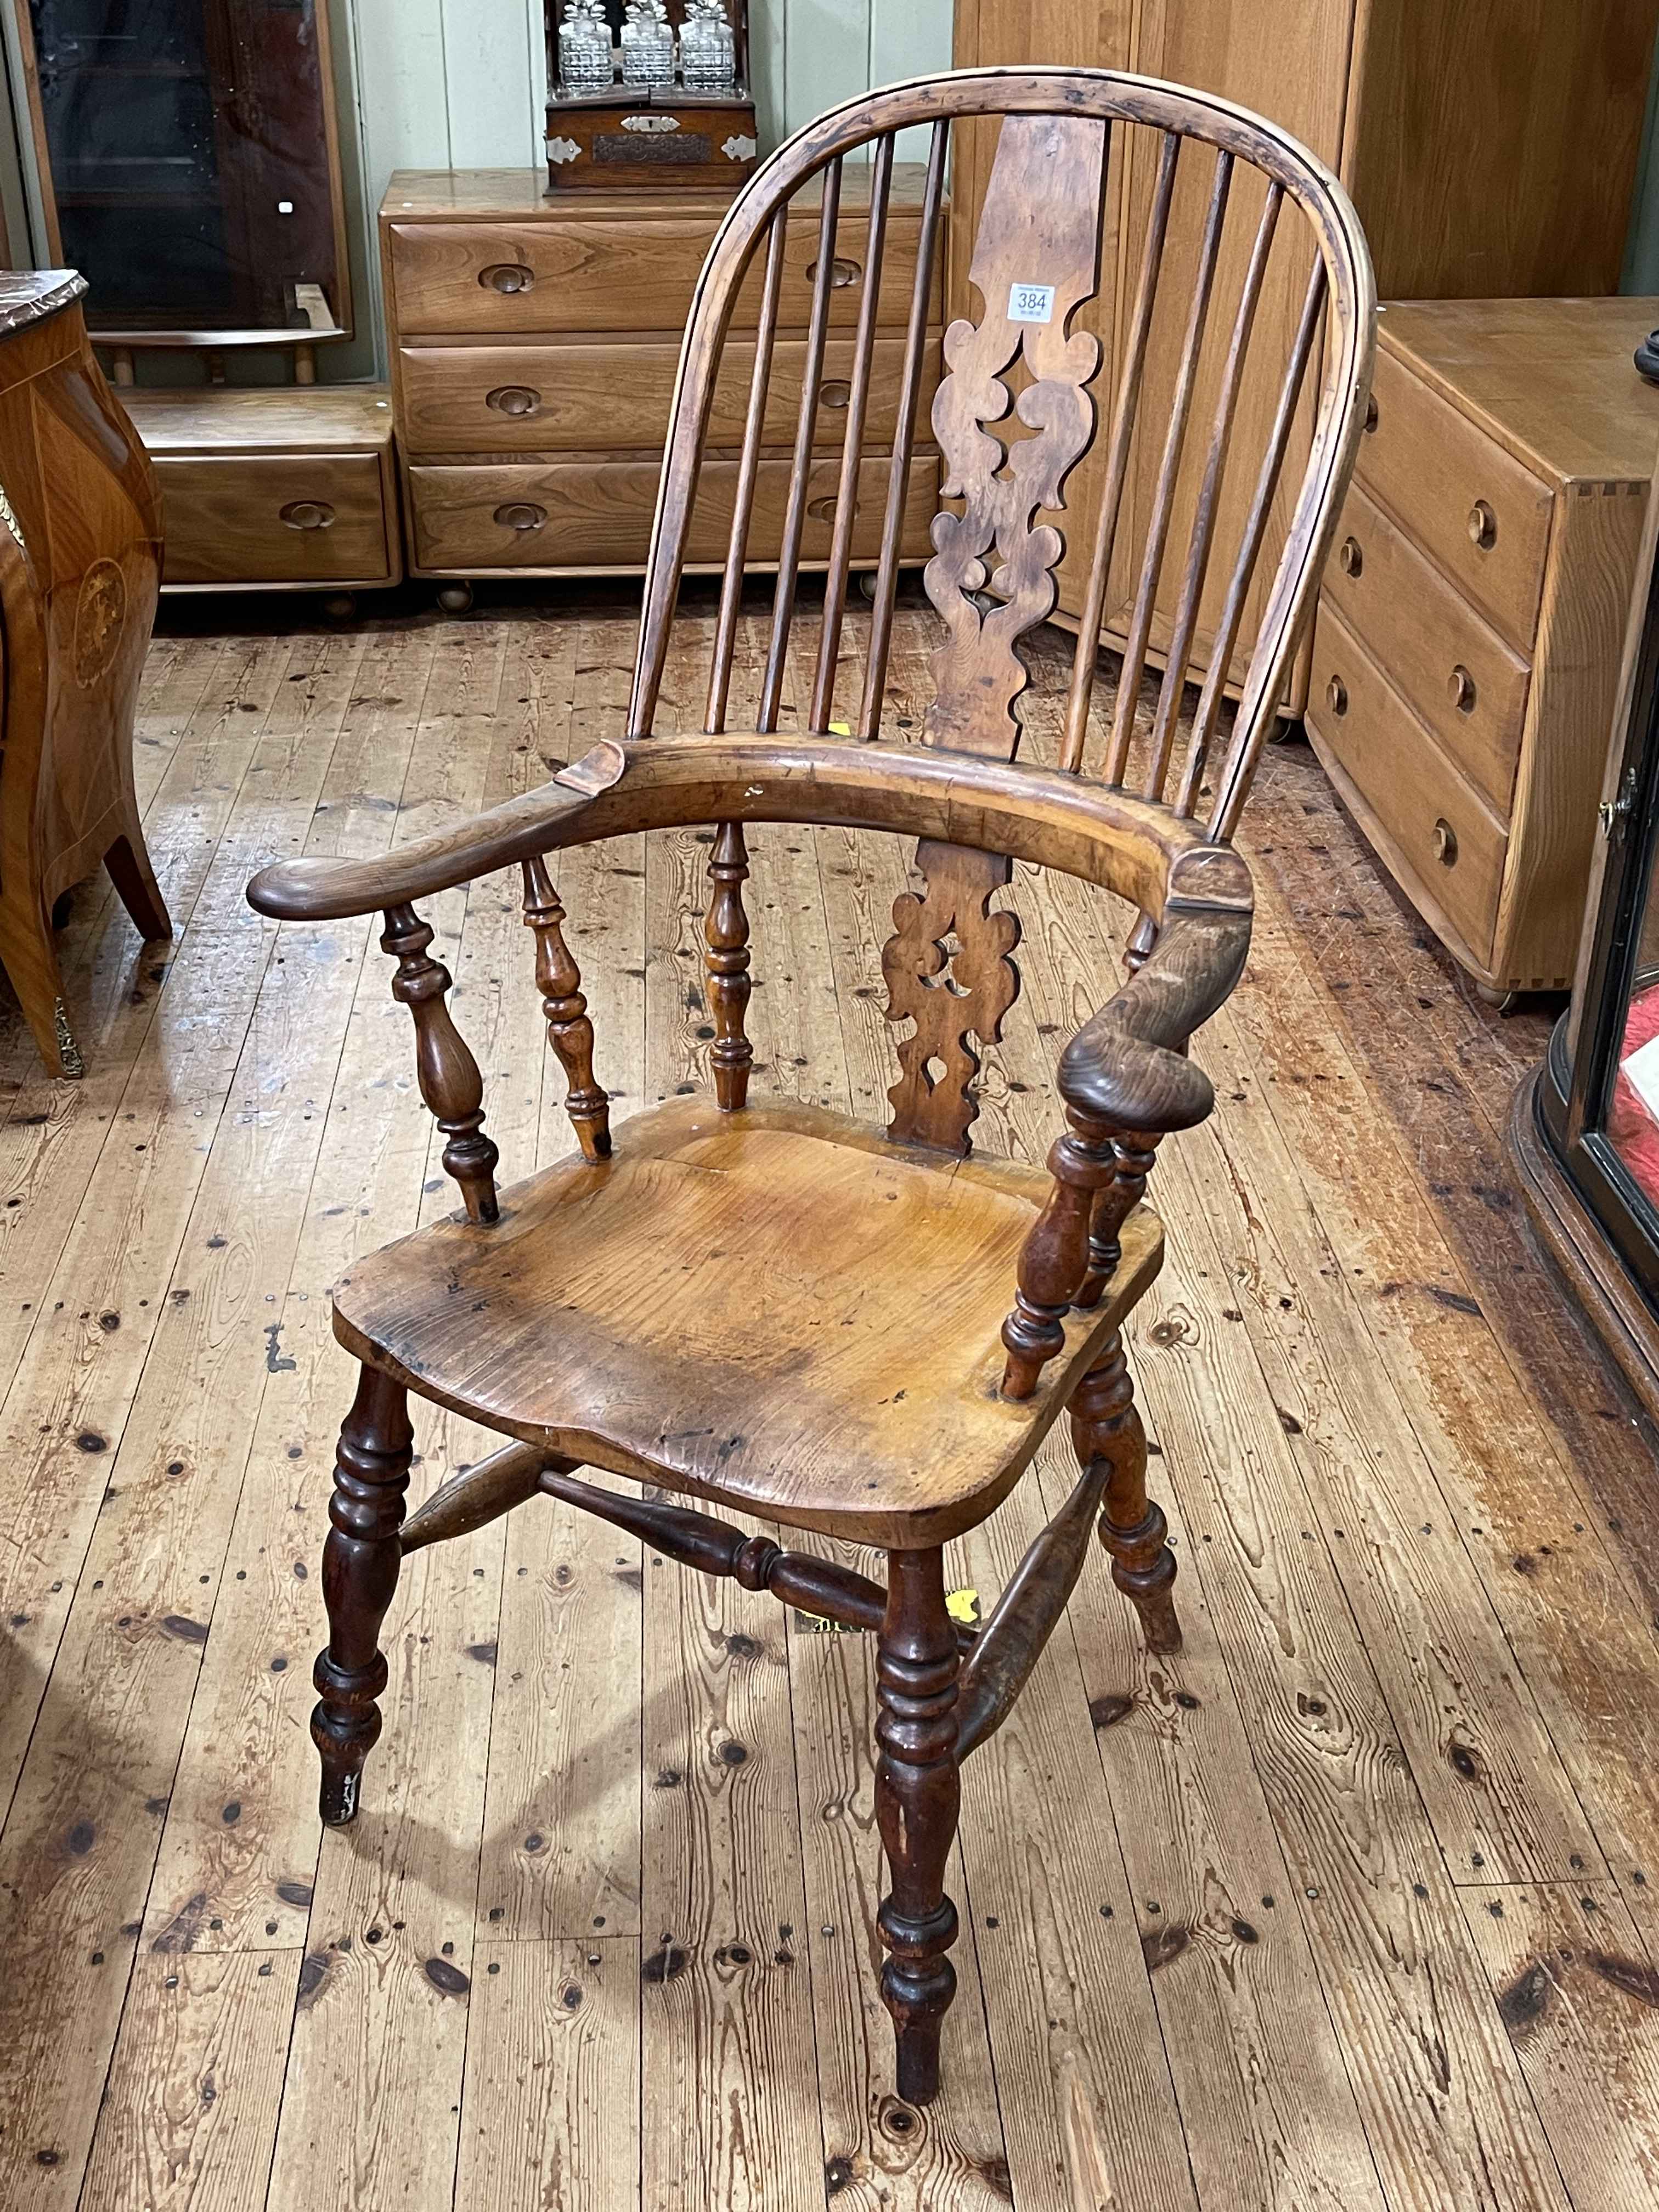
[627, 67, 1374, 1150]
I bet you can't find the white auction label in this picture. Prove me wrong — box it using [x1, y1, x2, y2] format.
[1623, 1028, 1659, 1125]
[1008, 281, 1056, 324]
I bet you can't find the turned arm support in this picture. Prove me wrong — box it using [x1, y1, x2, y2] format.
[1000, 906, 1252, 1397]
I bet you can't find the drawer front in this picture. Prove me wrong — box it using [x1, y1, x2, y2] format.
[398, 334, 941, 456]
[1357, 345, 1554, 653]
[408, 453, 940, 573]
[1306, 604, 1508, 969]
[387, 215, 936, 337]
[1322, 479, 1531, 815]
[155, 454, 392, 585]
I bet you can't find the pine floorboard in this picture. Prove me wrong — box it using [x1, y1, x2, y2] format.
[1, 590, 1657, 2211]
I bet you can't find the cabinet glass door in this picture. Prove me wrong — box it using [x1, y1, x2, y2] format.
[22, 0, 345, 337]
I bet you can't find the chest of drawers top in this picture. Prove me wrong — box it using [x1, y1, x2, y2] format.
[1373, 298, 1659, 492]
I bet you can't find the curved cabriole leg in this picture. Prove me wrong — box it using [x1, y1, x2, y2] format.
[1071, 1330, 1180, 1654]
[313, 1364, 414, 1825]
[875, 1546, 962, 2106]
[704, 820, 753, 1111]
[381, 902, 500, 1221]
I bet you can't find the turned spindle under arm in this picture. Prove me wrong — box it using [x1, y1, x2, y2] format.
[1000, 904, 1251, 1398]
[380, 902, 499, 1224]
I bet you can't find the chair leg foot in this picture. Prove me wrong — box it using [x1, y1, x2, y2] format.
[875, 1545, 961, 2107]
[1071, 1331, 1181, 1655]
[312, 1364, 413, 1826]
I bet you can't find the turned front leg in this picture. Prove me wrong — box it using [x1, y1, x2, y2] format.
[522, 856, 611, 1160]
[314, 1364, 414, 1825]
[1070, 1331, 1180, 1653]
[704, 820, 753, 1111]
[876, 1546, 962, 2107]
[382, 902, 499, 1221]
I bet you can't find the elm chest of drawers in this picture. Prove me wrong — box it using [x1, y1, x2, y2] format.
[1306, 298, 1659, 1001]
[121, 385, 402, 617]
[378, 167, 943, 608]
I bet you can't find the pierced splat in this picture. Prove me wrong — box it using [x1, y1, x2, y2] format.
[923, 113, 1108, 754]
[883, 116, 1107, 1155]
[883, 839, 1020, 1152]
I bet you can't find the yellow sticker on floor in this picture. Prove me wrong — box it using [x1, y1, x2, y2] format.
[946, 1587, 981, 1627]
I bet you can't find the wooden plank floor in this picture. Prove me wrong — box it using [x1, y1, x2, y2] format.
[3, 588, 1659, 2212]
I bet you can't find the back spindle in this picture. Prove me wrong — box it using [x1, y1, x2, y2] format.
[1188, 254, 1330, 833]
[760, 155, 844, 732]
[1104, 144, 1234, 794]
[860, 116, 950, 742]
[708, 206, 789, 735]
[1143, 178, 1284, 804]
[813, 131, 895, 735]
[1060, 128, 1181, 776]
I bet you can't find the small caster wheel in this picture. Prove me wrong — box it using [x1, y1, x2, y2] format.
[436, 582, 474, 615]
[1474, 981, 1522, 1015]
[1269, 715, 1308, 746]
[320, 592, 357, 624]
[857, 570, 880, 603]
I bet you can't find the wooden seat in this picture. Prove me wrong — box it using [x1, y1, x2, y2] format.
[247, 66, 1375, 2117]
[335, 1097, 1164, 1545]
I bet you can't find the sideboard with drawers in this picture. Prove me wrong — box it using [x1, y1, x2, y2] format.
[377, 167, 944, 609]
[1305, 298, 1659, 1002]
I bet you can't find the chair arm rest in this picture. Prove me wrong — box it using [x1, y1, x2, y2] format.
[1058, 906, 1252, 1134]
[245, 742, 629, 921]
[245, 728, 1251, 936]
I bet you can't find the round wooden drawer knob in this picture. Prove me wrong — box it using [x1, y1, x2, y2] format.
[493, 502, 546, 532]
[808, 256, 862, 289]
[1433, 817, 1459, 866]
[280, 499, 335, 531]
[1468, 500, 1498, 550]
[1364, 393, 1379, 433]
[1448, 663, 1477, 713]
[820, 380, 852, 410]
[479, 263, 534, 294]
[1338, 535, 1363, 577]
[487, 385, 542, 417]
[1326, 674, 1348, 716]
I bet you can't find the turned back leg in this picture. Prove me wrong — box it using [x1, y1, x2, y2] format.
[874, 1545, 962, 2106]
[1071, 1330, 1181, 1654]
[313, 1363, 414, 1825]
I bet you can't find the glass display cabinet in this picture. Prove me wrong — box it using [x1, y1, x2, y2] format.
[8, 0, 351, 357]
[1513, 509, 1659, 1420]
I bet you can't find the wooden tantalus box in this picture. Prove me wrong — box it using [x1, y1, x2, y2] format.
[544, 0, 757, 190]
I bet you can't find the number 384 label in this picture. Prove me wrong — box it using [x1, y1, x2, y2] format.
[1007, 281, 1057, 324]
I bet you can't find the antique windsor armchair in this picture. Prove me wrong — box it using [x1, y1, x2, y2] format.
[247, 69, 1374, 2107]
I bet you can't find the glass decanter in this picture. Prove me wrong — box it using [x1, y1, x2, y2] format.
[558, 0, 614, 93]
[679, 0, 736, 94]
[620, 0, 675, 88]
